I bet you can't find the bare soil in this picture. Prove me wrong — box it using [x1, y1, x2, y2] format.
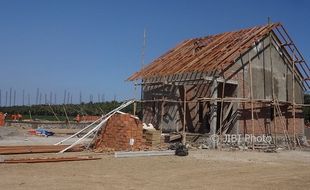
[0, 126, 89, 145]
[1, 150, 310, 190]
[1, 126, 310, 190]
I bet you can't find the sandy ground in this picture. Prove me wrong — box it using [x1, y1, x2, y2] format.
[1, 150, 310, 190]
[0, 126, 90, 145]
[1, 126, 310, 190]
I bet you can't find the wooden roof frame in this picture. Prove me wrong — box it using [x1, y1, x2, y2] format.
[128, 23, 310, 91]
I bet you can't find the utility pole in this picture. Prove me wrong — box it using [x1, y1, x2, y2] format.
[36, 88, 39, 105]
[141, 28, 146, 70]
[5, 91, 8, 107]
[44, 93, 47, 104]
[67, 92, 70, 104]
[63, 90, 67, 104]
[13, 90, 16, 106]
[54, 93, 57, 105]
[49, 92, 52, 104]
[9, 87, 12, 106]
[39, 93, 42, 105]
[27, 94, 30, 106]
[89, 94, 93, 103]
[79, 91, 82, 104]
[101, 94, 105, 102]
[22, 89, 25, 106]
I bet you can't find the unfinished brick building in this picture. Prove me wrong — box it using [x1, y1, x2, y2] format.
[128, 23, 309, 144]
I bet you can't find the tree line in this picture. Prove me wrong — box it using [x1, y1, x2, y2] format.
[1, 94, 310, 123]
[0, 101, 134, 120]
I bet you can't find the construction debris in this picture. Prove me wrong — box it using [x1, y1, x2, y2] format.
[175, 144, 189, 156]
[28, 128, 55, 137]
[169, 133, 182, 142]
[169, 142, 189, 156]
[57, 100, 134, 153]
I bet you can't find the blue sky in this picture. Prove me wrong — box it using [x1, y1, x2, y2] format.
[0, 0, 309, 105]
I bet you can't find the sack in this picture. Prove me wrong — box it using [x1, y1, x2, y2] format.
[175, 143, 189, 156]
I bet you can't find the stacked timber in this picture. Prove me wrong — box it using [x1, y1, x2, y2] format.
[0, 145, 84, 155]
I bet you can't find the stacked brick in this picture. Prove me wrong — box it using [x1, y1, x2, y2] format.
[144, 130, 162, 147]
[93, 113, 146, 152]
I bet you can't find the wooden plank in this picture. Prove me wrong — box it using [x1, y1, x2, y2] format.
[0, 145, 83, 155]
[1, 156, 100, 164]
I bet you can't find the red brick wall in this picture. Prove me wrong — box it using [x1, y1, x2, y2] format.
[93, 114, 145, 152]
[225, 63, 304, 137]
[238, 102, 304, 136]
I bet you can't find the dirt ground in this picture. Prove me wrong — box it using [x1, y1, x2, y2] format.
[1, 150, 310, 190]
[0, 126, 89, 145]
[1, 126, 310, 189]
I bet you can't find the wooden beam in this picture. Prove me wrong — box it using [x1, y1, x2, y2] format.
[182, 86, 187, 145]
[249, 53, 255, 151]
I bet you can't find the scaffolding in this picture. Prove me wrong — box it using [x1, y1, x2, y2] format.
[129, 23, 310, 150]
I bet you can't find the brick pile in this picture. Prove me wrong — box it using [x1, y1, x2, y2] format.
[92, 113, 146, 152]
[144, 130, 162, 147]
[0, 112, 5, 127]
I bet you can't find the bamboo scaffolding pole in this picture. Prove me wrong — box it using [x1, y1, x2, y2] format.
[133, 80, 138, 116]
[160, 96, 164, 145]
[273, 101, 277, 148]
[219, 79, 226, 151]
[269, 31, 277, 147]
[59, 100, 135, 153]
[133, 102, 137, 116]
[182, 86, 187, 144]
[55, 100, 133, 146]
[249, 53, 255, 150]
[292, 49, 296, 148]
[274, 98, 291, 150]
[48, 104, 60, 121]
[63, 106, 71, 128]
